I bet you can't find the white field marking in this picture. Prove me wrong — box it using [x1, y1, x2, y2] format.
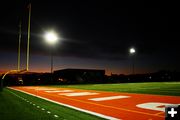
[45, 90, 74, 93]
[41, 108, 45, 111]
[37, 106, 40, 108]
[33, 104, 36, 106]
[8, 87, 119, 120]
[54, 115, 59, 118]
[36, 88, 58, 91]
[47, 111, 51, 114]
[26, 87, 39, 89]
[136, 102, 179, 112]
[59, 92, 99, 97]
[89, 96, 130, 101]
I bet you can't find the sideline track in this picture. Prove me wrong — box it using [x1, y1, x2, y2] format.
[9, 86, 180, 120]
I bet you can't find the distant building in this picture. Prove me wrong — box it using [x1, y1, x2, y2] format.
[54, 68, 105, 84]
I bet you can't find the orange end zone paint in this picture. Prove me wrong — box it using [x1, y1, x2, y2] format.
[9, 86, 180, 120]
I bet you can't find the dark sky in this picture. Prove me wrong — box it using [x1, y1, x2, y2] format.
[0, 1, 180, 74]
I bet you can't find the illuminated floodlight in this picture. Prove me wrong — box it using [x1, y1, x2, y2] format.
[129, 48, 136, 54]
[44, 31, 58, 45]
[43, 30, 59, 77]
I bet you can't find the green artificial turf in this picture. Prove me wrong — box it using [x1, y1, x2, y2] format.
[0, 82, 179, 120]
[0, 88, 105, 120]
[51, 82, 180, 96]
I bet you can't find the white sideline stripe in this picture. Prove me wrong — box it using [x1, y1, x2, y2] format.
[45, 90, 74, 93]
[89, 96, 130, 101]
[8, 87, 119, 120]
[59, 92, 99, 96]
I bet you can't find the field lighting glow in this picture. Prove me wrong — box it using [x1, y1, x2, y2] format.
[44, 31, 58, 45]
[129, 48, 136, 54]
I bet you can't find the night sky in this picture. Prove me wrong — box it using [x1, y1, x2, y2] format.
[0, 1, 180, 75]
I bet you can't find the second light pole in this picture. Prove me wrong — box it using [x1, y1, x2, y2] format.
[129, 47, 136, 75]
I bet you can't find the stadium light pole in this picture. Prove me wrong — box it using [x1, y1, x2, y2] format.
[129, 47, 136, 75]
[44, 30, 58, 79]
[18, 21, 22, 71]
[26, 3, 31, 71]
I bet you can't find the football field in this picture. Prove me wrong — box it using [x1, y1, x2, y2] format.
[1, 82, 180, 120]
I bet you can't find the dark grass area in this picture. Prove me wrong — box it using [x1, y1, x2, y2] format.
[0, 88, 105, 120]
[51, 82, 180, 96]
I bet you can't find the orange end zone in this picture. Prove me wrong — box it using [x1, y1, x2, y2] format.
[9, 86, 180, 120]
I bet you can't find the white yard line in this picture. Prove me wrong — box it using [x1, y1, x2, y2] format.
[54, 115, 59, 118]
[36, 88, 58, 90]
[47, 111, 51, 114]
[89, 95, 130, 101]
[45, 90, 74, 93]
[59, 92, 99, 96]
